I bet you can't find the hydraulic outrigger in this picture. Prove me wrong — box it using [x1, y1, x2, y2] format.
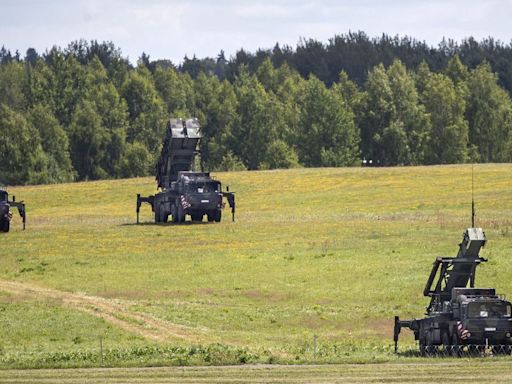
[0, 188, 26, 232]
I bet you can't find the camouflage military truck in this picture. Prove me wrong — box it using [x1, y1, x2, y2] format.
[136, 118, 235, 224]
[394, 222, 512, 356]
[0, 188, 26, 232]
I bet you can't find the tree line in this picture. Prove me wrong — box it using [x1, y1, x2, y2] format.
[0, 36, 511, 185]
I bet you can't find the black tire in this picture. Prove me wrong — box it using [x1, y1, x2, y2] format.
[214, 209, 221, 223]
[207, 211, 215, 222]
[191, 214, 203, 222]
[425, 336, 436, 357]
[468, 345, 480, 357]
[441, 331, 451, 356]
[0, 218, 9, 233]
[419, 339, 426, 357]
[451, 333, 461, 357]
[171, 205, 177, 223]
[177, 203, 185, 223]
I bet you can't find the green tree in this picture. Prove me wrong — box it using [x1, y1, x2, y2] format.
[68, 100, 110, 180]
[193, 75, 238, 170]
[84, 56, 129, 177]
[466, 63, 512, 162]
[260, 140, 300, 169]
[360, 63, 395, 163]
[121, 67, 166, 154]
[420, 72, 469, 164]
[386, 60, 430, 164]
[120, 141, 151, 177]
[24, 59, 56, 111]
[0, 104, 47, 185]
[46, 51, 87, 127]
[297, 75, 359, 166]
[361, 60, 430, 165]
[27, 104, 75, 182]
[255, 57, 279, 93]
[0, 61, 26, 110]
[153, 65, 194, 116]
[232, 69, 283, 169]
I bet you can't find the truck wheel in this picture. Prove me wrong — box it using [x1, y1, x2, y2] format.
[0, 218, 9, 233]
[451, 333, 461, 357]
[191, 214, 202, 222]
[419, 339, 426, 357]
[171, 205, 177, 223]
[214, 210, 221, 222]
[441, 331, 451, 356]
[177, 204, 185, 223]
[425, 337, 436, 357]
[207, 211, 215, 222]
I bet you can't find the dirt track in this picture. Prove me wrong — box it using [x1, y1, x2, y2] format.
[0, 280, 212, 344]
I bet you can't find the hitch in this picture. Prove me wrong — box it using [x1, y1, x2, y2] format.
[9, 195, 26, 230]
[222, 192, 236, 222]
[136, 194, 154, 224]
[393, 316, 414, 353]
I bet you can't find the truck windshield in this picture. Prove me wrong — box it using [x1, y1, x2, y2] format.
[468, 302, 512, 318]
[186, 182, 219, 193]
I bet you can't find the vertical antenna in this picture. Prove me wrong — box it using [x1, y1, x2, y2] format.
[471, 164, 475, 227]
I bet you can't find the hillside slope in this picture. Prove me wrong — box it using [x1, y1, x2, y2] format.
[1, 164, 511, 366]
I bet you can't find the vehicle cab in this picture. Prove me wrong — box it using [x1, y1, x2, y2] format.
[454, 288, 512, 344]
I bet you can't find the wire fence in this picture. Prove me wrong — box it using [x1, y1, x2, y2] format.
[418, 344, 512, 357]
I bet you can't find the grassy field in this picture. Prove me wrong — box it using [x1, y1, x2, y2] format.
[2, 362, 512, 383]
[1, 164, 511, 369]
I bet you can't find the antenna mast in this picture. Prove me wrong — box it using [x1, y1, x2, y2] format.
[471, 164, 475, 227]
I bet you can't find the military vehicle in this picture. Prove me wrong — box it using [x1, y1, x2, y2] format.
[394, 205, 512, 356]
[0, 188, 26, 232]
[136, 118, 235, 224]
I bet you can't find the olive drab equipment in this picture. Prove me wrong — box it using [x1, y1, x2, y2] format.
[394, 202, 512, 356]
[0, 188, 26, 232]
[136, 118, 235, 224]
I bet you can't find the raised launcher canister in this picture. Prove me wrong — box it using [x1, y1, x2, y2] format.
[136, 118, 235, 224]
[394, 226, 512, 356]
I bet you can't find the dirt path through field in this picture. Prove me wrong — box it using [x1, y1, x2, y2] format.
[0, 280, 212, 344]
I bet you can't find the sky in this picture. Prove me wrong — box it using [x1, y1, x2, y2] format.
[1, 0, 511, 64]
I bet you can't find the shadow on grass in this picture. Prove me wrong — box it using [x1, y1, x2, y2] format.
[121, 221, 214, 227]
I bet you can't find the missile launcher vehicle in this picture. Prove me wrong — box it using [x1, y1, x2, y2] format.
[394, 210, 512, 356]
[136, 118, 235, 224]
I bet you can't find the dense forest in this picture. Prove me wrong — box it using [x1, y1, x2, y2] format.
[1, 33, 512, 185]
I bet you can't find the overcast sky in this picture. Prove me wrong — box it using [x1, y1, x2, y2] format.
[2, 0, 511, 64]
